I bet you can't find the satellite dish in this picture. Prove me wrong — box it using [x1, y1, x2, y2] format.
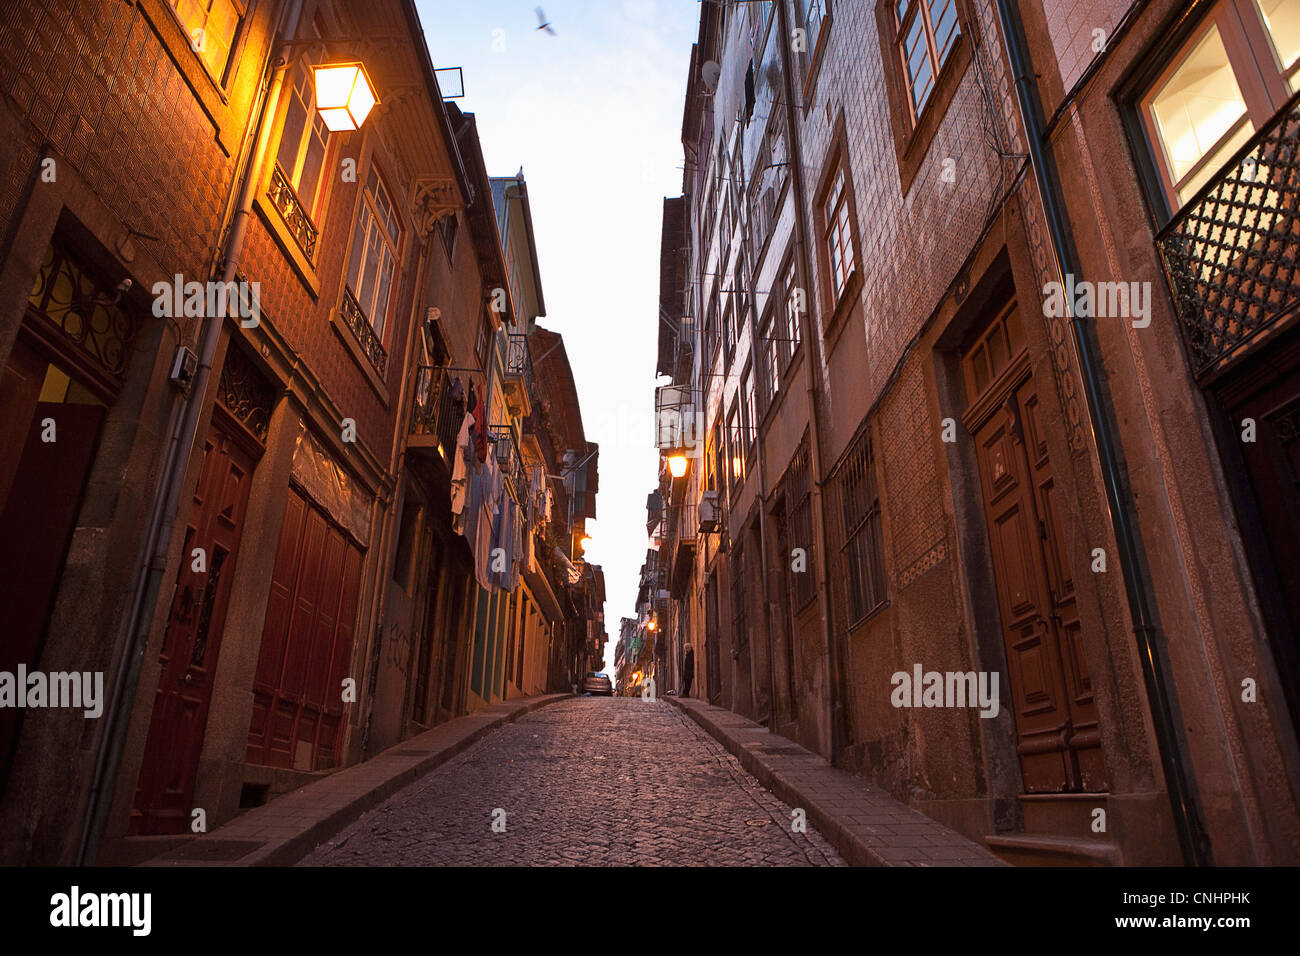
[701, 60, 721, 92]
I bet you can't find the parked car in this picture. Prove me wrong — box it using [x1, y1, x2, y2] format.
[582, 672, 614, 696]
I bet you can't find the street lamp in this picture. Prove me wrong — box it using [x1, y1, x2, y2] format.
[314, 62, 378, 131]
[579, 533, 593, 553]
[646, 619, 657, 632]
[667, 453, 689, 478]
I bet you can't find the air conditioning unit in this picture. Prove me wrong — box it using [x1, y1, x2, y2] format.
[698, 490, 721, 533]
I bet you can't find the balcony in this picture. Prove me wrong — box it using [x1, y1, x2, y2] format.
[409, 365, 464, 470]
[670, 502, 697, 598]
[268, 163, 319, 262]
[1156, 91, 1300, 383]
[503, 333, 534, 417]
[340, 287, 388, 378]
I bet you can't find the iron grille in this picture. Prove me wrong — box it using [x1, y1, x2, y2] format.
[505, 332, 534, 390]
[340, 286, 388, 377]
[837, 430, 887, 624]
[785, 439, 816, 611]
[268, 163, 319, 261]
[217, 345, 276, 443]
[731, 537, 748, 652]
[27, 240, 137, 388]
[1156, 91, 1300, 381]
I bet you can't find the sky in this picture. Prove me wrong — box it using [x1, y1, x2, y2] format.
[414, 0, 699, 675]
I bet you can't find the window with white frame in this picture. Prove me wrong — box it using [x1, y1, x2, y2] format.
[345, 166, 402, 343]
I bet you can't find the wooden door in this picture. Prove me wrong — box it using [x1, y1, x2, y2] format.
[705, 573, 722, 704]
[131, 413, 256, 833]
[246, 486, 363, 771]
[0, 397, 104, 791]
[1218, 333, 1300, 727]
[970, 369, 1106, 793]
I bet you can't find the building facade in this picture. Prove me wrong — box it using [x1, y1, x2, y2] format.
[0, 0, 601, 865]
[651, 0, 1300, 865]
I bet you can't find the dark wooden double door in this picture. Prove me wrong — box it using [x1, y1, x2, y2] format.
[245, 485, 363, 772]
[967, 357, 1107, 793]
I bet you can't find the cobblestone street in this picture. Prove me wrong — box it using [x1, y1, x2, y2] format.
[298, 698, 844, 866]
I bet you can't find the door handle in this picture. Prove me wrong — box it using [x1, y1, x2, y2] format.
[181, 671, 200, 686]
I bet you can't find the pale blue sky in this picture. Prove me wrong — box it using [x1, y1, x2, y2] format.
[415, 0, 698, 674]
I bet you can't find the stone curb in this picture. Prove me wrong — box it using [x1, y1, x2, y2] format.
[140, 693, 573, 867]
[666, 696, 1006, 867]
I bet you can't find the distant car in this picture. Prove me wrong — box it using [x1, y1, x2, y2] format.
[582, 672, 614, 696]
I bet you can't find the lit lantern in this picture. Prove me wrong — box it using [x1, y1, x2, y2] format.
[667, 454, 688, 478]
[314, 62, 378, 132]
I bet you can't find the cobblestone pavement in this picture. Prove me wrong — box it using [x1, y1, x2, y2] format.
[298, 697, 845, 866]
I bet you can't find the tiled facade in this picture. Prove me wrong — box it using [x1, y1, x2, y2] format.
[648, 0, 1300, 866]
[0, 0, 602, 865]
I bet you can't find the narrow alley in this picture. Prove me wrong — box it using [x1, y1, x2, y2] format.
[299, 698, 843, 867]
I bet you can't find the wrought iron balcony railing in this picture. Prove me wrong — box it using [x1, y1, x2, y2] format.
[340, 287, 388, 378]
[505, 332, 534, 388]
[268, 163, 319, 261]
[410, 365, 464, 467]
[1156, 91, 1300, 381]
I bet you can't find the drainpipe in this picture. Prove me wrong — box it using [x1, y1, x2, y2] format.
[76, 0, 304, 865]
[735, 111, 778, 730]
[774, 1, 845, 760]
[993, 0, 1210, 865]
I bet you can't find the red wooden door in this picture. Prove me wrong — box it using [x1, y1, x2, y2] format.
[130, 413, 256, 833]
[0, 399, 104, 791]
[970, 373, 1107, 793]
[246, 486, 363, 771]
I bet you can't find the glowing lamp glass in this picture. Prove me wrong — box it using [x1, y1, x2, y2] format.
[314, 62, 378, 132]
[667, 454, 688, 478]
[647, 620, 657, 632]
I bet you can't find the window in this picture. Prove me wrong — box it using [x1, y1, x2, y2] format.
[442, 212, 459, 259]
[707, 420, 722, 493]
[728, 404, 744, 492]
[839, 431, 887, 623]
[895, 0, 961, 120]
[750, 1, 773, 50]
[169, 0, 244, 82]
[731, 538, 749, 652]
[822, 162, 855, 302]
[1139, 0, 1300, 210]
[741, 365, 757, 453]
[276, 60, 330, 221]
[723, 298, 736, 364]
[785, 440, 816, 610]
[795, 1, 831, 83]
[782, 255, 803, 354]
[345, 166, 402, 343]
[760, 303, 781, 410]
[475, 312, 490, 365]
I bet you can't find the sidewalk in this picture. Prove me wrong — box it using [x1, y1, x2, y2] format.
[139, 693, 571, 867]
[668, 696, 1007, 867]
